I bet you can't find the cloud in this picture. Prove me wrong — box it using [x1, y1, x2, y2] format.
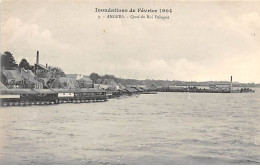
[1, 17, 69, 65]
[1, 2, 260, 83]
[103, 58, 202, 81]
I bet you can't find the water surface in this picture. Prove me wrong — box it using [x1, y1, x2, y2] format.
[0, 89, 259, 164]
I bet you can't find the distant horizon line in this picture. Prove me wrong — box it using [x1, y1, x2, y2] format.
[64, 73, 258, 84]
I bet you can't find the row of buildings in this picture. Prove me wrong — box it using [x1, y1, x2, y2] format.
[1, 51, 237, 93]
[1, 68, 128, 90]
[1, 51, 125, 91]
[1, 68, 126, 91]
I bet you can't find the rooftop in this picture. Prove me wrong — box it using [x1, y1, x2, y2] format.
[35, 64, 49, 71]
[2, 70, 22, 80]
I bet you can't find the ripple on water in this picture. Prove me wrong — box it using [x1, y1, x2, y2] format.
[0, 90, 260, 164]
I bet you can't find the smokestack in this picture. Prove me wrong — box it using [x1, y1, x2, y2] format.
[230, 76, 233, 91]
[36, 51, 39, 64]
[46, 63, 48, 68]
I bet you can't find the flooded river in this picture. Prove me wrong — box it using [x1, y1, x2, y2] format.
[0, 90, 259, 164]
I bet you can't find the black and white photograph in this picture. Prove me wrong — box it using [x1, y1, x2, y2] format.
[0, 0, 259, 165]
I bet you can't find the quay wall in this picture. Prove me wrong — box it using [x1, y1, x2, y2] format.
[0, 88, 108, 107]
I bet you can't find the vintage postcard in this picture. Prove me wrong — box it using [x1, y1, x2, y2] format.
[0, 0, 259, 165]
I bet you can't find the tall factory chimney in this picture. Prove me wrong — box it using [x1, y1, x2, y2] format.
[230, 76, 233, 91]
[36, 51, 39, 64]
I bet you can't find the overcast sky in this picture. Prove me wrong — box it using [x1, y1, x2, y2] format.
[1, 0, 260, 83]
